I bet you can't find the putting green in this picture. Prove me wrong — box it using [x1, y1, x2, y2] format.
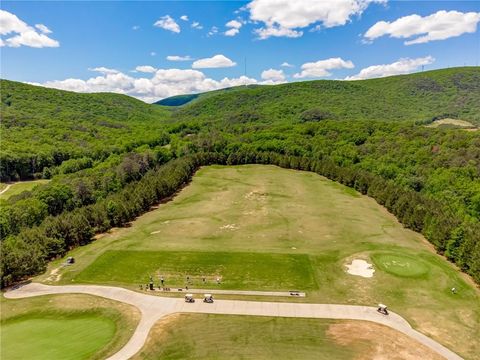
[1, 314, 115, 360]
[372, 253, 430, 278]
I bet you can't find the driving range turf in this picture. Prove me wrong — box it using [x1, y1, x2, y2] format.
[31, 165, 479, 359]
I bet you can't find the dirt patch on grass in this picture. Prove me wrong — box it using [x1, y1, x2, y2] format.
[327, 321, 443, 360]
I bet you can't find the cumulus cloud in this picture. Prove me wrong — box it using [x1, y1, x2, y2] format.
[261, 68, 285, 81]
[0, 10, 59, 48]
[247, 0, 384, 39]
[135, 65, 157, 73]
[294, 57, 354, 78]
[180, 15, 189, 21]
[166, 55, 193, 61]
[154, 15, 180, 33]
[225, 19, 243, 36]
[281, 62, 294, 67]
[345, 56, 435, 80]
[260, 68, 286, 84]
[39, 67, 258, 103]
[364, 10, 480, 45]
[191, 21, 203, 30]
[192, 54, 236, 69]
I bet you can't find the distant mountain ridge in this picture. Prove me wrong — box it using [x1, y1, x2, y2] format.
[168, 67, 480, 125]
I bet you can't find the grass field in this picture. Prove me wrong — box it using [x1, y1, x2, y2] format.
[0, 179, 49, 200]
[133, 314, 443, 360]
[39, 165, 480, 359]
[1, 294, 140, 360]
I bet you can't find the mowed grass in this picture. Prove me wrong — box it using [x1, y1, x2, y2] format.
[46, 165, 480, 359]
[0, 179, 49, 200]
[1, 294, 140, 360]
[133, 314, 443, 360]
[75, 250, 317, 290]
[2, 315, 115, 360]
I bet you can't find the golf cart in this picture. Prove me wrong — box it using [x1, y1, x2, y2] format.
[184, 294, 195, 303]
[203, 294, 214, 303]
[377, 303, 388, 315]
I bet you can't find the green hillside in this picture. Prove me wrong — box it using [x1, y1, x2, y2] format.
[1, 68, 479, 287]
[0, 80, 170, 181]
[175, 67, 480, 124]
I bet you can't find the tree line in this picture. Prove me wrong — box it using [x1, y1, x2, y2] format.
[1, 148, 479, 286]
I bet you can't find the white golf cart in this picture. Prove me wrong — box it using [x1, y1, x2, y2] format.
[377, 303, 388, 315]
[203, 294, 214, 303]
[184, 294, 195, 303]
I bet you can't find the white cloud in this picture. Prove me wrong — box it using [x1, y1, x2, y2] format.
[364, 10, 480, 45]
[260, 68, 286, 84]
[0, 10, 59, 48]
[192, 54, 237, 69]
[191, 21, 203, 30]
[294, 57, 354, 78]
[166, 55, 193, 61]
[132, 25, 140, 30]
[247, 0, 384, 39]
[281, 62, 294, 67]
[180, 15, 189, 21]
[39, 67, 258, 103]
[34, 24, 51, 34]
[135, 65, 157, 73]
[150, 52, 156, 56]
[225, 28, 240, 37]
[208, 26, 218, 36]
[255, 25, 303, 39]
[226, 20, 242, 29]
[154, 15, 180, 33]
[88, 67, 120, 75]
[225, 19, 243, 36]
[345, 56, 435, 80]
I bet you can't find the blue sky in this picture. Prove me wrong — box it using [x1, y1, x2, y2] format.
[1, 1, 479, 102]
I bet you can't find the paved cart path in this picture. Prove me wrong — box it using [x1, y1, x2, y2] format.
[4, 283, 463, 360]
[0, 184, 11, 195]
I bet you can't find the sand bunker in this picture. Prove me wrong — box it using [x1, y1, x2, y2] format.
[345, 259, 375, 278]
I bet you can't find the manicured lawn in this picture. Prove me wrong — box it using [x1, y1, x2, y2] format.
[2, 315, 115, 360]
[0, 179, 49, 200]
[1, 294, 140, 360]
[42, 165, 479, 359]
[74, 250, 317, 290]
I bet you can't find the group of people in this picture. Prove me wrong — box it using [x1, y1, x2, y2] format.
[139, 275, 223, 291]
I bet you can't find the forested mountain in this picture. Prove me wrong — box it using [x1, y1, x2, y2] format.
[174, 67, 480, 125]
[0, 80, 170, 181]
[1, 67, 479, 287]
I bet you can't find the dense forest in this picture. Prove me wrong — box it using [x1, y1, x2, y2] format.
[1, 67, 479, 287]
